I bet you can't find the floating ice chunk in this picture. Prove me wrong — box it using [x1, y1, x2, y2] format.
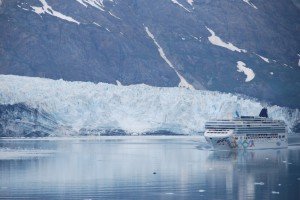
[278, 184, 281, 186]
[270, 72, 274, 75]
[31, 0, 80, 24]
[165, 192, 174, 195]
[198, 189, 206, 192]
[271, 191, 280, 195]
[206, 27, 247, 53]
[145, 26, 194, 89]
[254, 182, 265, 185]
[236, 61, 255, 82]
[243, 0, 258, 9]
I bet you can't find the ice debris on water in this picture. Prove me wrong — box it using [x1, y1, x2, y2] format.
[271, 191, 280, 195]
[198, 189, 206, 193]
[254, 182, 265, 185]
[165, 193, 174, 195]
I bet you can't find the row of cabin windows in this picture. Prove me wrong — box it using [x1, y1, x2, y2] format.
[205, 125, 285, 129]
[234, 134, 285, 140]
[207, 131, 228, 134]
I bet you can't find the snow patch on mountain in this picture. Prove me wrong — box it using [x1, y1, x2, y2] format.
[75, 0, 105, 11]
[243, 0, 258, 9]
[206, 27, 247, 53]
[255, 53, 270, 63]
[0, 75, 298, 135]
[145, 26, 194, 89]
[116, 80, 122, 86]
[17, 5, 29, 11]
[170, 0, 191, 12]
[237, 61, 255, 82]
[31, 0, 80, 25]
[187, 0, 194, 6]
[108, 11, 121, 20]
[93, 22, 101, 27]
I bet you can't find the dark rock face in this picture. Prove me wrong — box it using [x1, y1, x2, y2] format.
[0, 0, 299, 108]
[0, 103, 59, 137]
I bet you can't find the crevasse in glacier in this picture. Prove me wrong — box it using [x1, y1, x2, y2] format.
[0, 75, 299, 136]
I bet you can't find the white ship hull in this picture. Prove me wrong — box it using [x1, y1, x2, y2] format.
[205, 133, 288, 150]
[204, 115, 287, 150]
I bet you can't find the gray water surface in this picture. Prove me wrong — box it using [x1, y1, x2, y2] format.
[0, 136, 300, 200]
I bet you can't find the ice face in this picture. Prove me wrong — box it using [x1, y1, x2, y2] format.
[0, 75, 299, 136]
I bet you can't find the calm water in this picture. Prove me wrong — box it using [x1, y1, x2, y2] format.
[0, 136, 300, 200]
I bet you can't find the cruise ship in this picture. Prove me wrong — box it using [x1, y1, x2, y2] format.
[204, 108, 287, 150]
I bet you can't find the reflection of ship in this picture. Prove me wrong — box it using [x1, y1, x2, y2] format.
[204, 108, 287, 150]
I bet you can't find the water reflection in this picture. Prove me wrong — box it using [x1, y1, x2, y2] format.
[206, 150, 289, 200]
[0, 137, 299, 199]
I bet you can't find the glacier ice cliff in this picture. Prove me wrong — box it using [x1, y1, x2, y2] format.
[0, 75, 299, 136]
[0, 103, 66, 137]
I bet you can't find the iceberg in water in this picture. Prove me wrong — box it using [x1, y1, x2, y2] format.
[0, 75, 299, 136]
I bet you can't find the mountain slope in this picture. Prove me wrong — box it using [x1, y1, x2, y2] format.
[0, 0, 299, 107]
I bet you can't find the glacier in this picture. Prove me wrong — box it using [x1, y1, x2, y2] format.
[0, 75, 299, 136]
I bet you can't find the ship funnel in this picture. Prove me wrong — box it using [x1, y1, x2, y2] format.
[259, 107, 268, 118]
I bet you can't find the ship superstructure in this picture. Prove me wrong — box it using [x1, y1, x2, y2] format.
[204, 109, 287, 150]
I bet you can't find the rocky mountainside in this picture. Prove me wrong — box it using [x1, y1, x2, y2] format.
[0, 0, 299, 108]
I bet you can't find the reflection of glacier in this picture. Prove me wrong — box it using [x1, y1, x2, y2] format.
[0, 75, 299, 136]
